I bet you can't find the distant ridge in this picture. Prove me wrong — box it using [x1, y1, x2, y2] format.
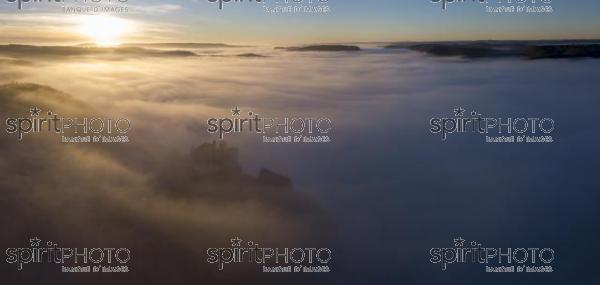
[123, 43, 250, 48]
[385, 40, 600, 59]
[275, 45, 361, 52]
[0, 44, 198, 58]
[384, 39, 600, 47]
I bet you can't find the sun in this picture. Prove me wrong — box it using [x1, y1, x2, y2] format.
[77, 15, 130, 47]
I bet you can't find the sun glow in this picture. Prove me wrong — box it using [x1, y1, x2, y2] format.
[77, 15, 130, 46]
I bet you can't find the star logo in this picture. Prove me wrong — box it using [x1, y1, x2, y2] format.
[453, 237, 465, 247]
[230, 237, 242, 247]
[29, 237, 41, 247]
[453, 107, 465, 117]
[30, 106, 41, 117]
[231, 107, 241, 116]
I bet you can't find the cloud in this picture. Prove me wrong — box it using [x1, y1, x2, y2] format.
[1, 45, 599, 284]
[0, 82, 335, 284]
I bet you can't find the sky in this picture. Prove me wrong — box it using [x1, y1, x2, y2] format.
[0, 0, 599, 44]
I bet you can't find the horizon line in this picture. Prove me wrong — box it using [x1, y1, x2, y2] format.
[1, 38, 600, 47]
